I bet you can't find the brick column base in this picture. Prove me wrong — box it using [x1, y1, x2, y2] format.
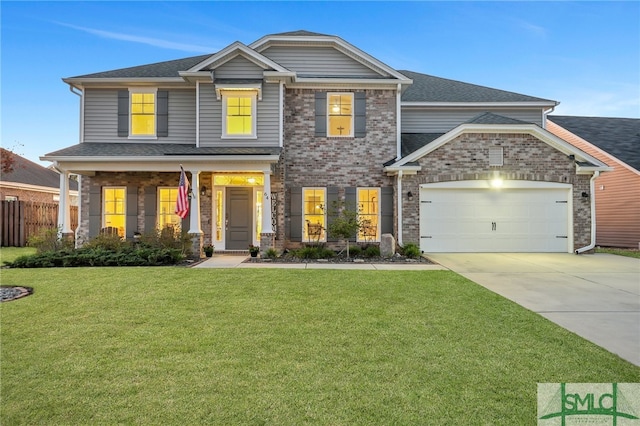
[260, 232, 276, 255]
[189, 233, 204, 259]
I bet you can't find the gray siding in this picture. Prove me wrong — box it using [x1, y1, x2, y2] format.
[401, 108, 544, 133]
[199, 82, 280, 146]
[215, 56, 264, 79]
[261, 46, 383, 77]
[84, 89, 195, 143]
[85, 89, 118, 141]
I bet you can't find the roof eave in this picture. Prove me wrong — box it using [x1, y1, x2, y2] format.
[63, 77, 186, 88]
[402, 101, 558, 108]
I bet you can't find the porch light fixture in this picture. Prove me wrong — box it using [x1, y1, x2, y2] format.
[407, 191, 414, 201]
[490, 171, 503, 188]
[582, 191, 589, 198]
[200, 186, 207, 197]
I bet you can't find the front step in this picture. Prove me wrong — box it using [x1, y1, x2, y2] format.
[213, 250, 249, 255]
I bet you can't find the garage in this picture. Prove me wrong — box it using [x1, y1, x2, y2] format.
[419, 181, 572, 253]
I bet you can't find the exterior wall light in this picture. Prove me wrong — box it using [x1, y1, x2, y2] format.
[407, 191, 414, 201]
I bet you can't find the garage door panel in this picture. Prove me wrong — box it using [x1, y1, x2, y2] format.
[420, 185, 570, 253]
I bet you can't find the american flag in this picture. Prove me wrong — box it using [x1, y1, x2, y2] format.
[175, 167, 190, 219]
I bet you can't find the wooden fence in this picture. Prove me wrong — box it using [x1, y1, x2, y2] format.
[0, 201, 78, 247]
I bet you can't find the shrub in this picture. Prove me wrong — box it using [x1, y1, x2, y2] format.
[348, 245, 362, 257]
[363, 245, 381, 258]
[83, 233, 128, 252]
[402, 243, 421, 259]
[265, 248, 279, 259]
[293, 245, 335, 260]
[27, 227, 74, 254]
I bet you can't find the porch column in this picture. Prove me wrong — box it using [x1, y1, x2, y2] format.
[188, 169, 204, 258]
[261, 171, 274, 234]
[57, 169, 72, 236]
[188, 169, 203, 235]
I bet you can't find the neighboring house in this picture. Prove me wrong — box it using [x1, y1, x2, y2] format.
[547, 116, 640, 249]
[0, 148, 78, 204]
[42, 30, 609, 254]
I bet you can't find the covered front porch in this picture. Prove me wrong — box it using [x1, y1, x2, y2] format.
[42, 144, 281, 257]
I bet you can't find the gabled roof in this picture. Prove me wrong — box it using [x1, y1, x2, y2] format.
[384, 113, 610, 174]
[267, 30, 333, 37]
[1, 149, 78, 190]
[185, 41, 290, 73]
[548, 115, 640, 171]
[399, 70, 557, 105]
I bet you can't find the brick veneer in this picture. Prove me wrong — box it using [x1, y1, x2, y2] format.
[400, 133, 593, 250]
[79, 171, 212, 245]
[280, 88, 397, 248]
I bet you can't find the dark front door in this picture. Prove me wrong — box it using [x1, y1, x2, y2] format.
[226, 187, 252, 250]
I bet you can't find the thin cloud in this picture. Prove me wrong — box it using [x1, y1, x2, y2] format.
[54, 21, 217, 53]
[515, 19, 548, 38]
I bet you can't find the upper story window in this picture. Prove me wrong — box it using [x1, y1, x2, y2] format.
[118, 89, 167, 138]
[327, 93, 353, 137]
[222, 91, 257, 138]
[130, 89, 157, 137]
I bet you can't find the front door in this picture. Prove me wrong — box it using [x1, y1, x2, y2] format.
[225, 187, 252, 250]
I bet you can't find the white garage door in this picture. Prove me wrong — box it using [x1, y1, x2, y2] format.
[420, 184, 570, 253]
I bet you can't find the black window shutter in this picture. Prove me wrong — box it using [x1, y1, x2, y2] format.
[126, 186, 138, 239]
[144, 186, 157, 234]
[117, 90, 129, 137]
[157, 91, 168, 137]
[289, 187, 302, 241]
[354, 92, 366, 138]
[380, 187, 394, 235]
[315, 92, 327, 137]
[89, 185, 102, 237]
[344, 187, 357, 241]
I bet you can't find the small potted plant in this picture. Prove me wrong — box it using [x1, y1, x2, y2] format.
[203, 244, 214, 258]
[249, 244, 260, 258]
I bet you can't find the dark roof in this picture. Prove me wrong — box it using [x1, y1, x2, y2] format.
[1, 149, 78, 190]
[68, 54, 212, 79]
[549, 115, 640, 171]
[43, 143, 281, 158]
[466, 112, 531, 125]
[401, 133, 444, 158]
[399, 70, 557, 104]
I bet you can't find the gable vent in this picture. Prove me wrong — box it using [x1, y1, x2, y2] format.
[489, 147, 504, 166]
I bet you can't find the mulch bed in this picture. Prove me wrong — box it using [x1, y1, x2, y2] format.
[243, 253, 433, 264]
[1, 286, 34, 302]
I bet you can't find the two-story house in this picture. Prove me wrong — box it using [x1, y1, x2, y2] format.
[43, 30, 609, 255]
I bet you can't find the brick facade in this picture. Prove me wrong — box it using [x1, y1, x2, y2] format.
[280, 88, 397, 248]
[400, 133, 592, 250]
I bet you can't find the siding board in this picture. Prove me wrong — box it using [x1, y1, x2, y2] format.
[215, 56, 264, 79]
[261, 46, 383, 77]
[84, 89, 196, 143]
[401, 108, 543, 133]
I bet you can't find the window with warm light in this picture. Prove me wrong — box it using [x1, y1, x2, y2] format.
[328, 93, 353, 137]
[158, 188, 182, 232]
[223, 91, 256, 138]
[358, 188, 380, 242]
[130, 91, 156, 136]
[303, 188, 326, 242]
[103, 187, 126, 237]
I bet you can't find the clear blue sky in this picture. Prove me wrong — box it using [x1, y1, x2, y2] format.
[2, 1, 639, 166]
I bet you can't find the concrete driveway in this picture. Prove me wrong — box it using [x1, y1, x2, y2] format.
[425, 253, 640, 366]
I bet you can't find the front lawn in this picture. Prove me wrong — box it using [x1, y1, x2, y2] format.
[1, 268, 638, 424]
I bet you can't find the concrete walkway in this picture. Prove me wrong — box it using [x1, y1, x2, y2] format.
[193, 254, 447, 271]
[425, 253, 640, 366]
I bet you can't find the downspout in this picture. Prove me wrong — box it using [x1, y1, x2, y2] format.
[575, 171, 600, 254]
[69, 85, 84, 143]
[397, 170, 403, 246]
[396, 83, 402, 160]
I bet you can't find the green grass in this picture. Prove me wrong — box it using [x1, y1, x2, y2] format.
[1, 268, 638, 425]
[596, 246, 640, 258]
[0, 247, 37, 265]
